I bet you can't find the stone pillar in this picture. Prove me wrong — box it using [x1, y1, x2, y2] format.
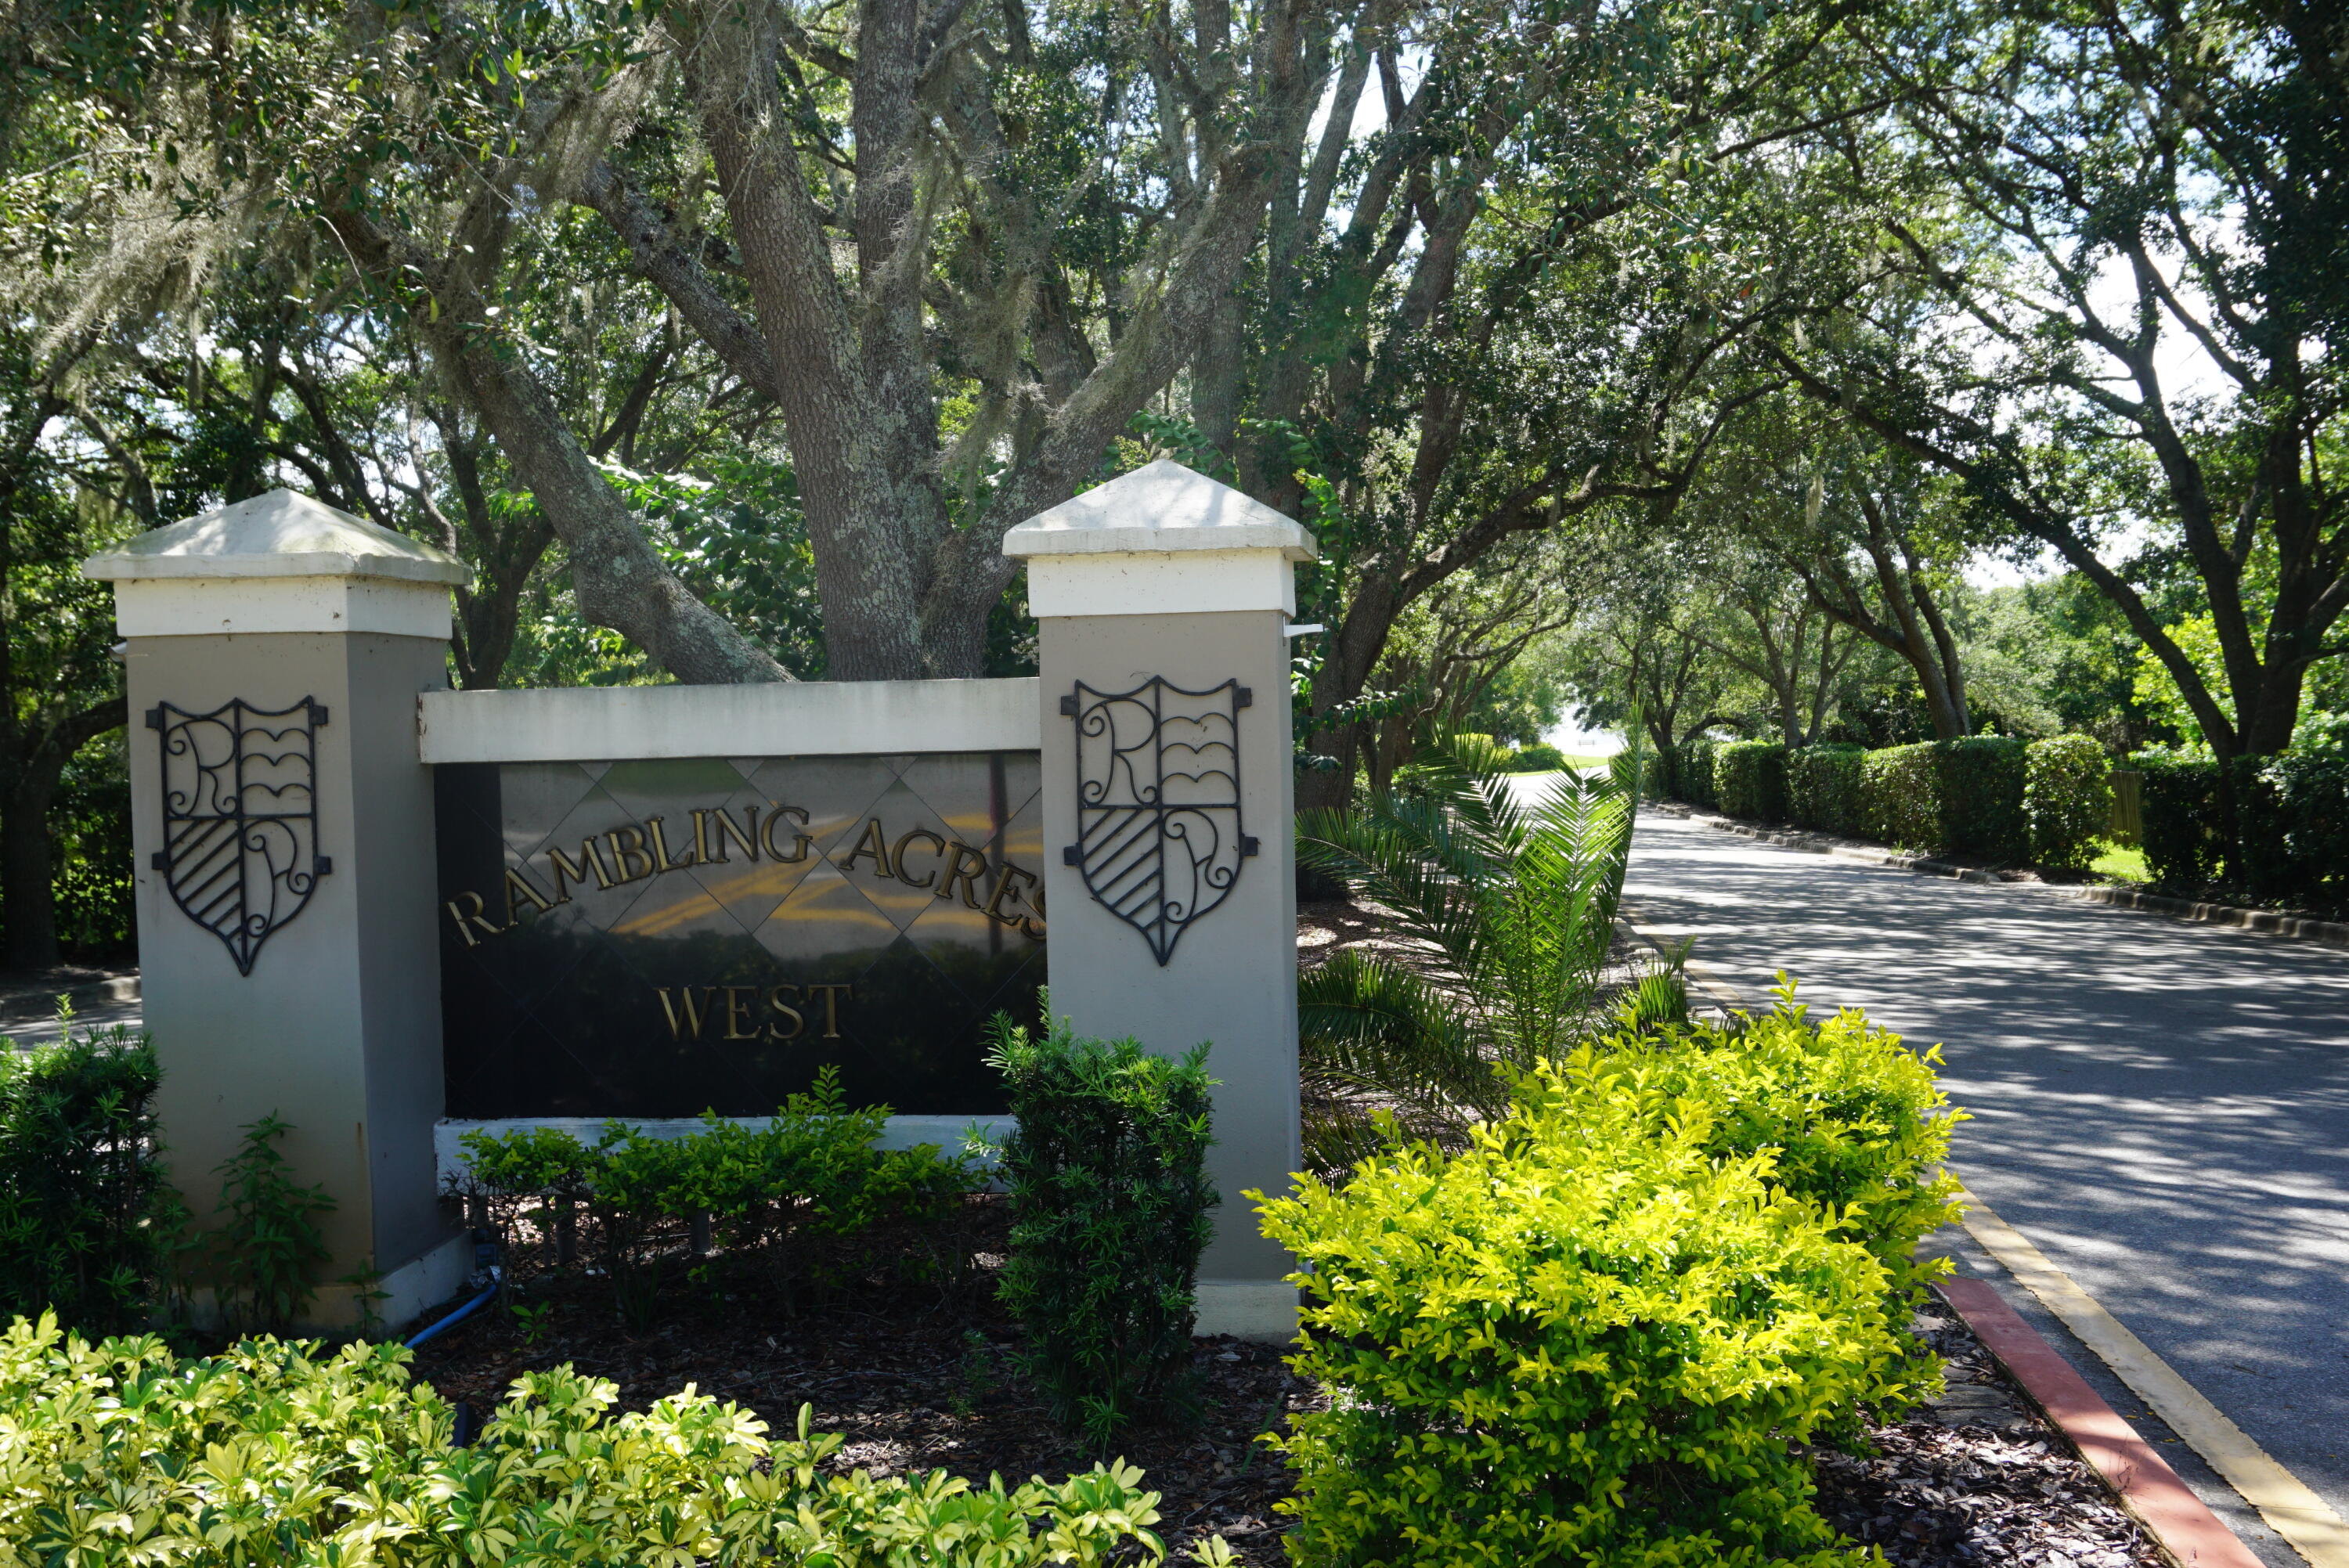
[83, 490, 472, 1330]
[1004, 460, 1311, 1341]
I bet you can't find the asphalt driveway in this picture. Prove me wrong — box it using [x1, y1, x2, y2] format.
[1620, 810, 2349, 1535]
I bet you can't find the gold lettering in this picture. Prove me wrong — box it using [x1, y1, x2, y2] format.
[502, 867, 556, 925]
[936, 841, 991, 909]
[547, 840, 612, 901]
[657, 986, 718, 1040]
[604, 824, 656, 883]
[839, 817, 893, 878]
[805, 982, 851, 1040]
[761, 806, 813, 863]
[984, 862, 1045, 939]
[647, 815, 697, 872]
[696, 805, 761, 865]
[766, 985, 805, 1040]
[892, 828, 946, 890]
[443, 891, 507, 948]
[721, 985, 760, 1041]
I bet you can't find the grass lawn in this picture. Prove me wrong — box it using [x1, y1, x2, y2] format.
[2091, 840, 2150, 882]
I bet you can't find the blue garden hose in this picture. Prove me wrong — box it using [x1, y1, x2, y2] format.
[403, 1230, 504, 1350]
[404, 1271, 500, 1350]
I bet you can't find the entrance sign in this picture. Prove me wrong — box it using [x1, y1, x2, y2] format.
[435, 752, 1043, 1119]
[92, 467, 1309, 1339]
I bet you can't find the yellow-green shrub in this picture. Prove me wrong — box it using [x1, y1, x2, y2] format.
[1255, 1054, 1932, 1568]
[1588, 979, 1965, 1303]
[0, 1314, 1167, 1566]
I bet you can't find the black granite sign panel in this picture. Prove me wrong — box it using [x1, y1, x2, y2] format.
[435, 752, 1044, 1119]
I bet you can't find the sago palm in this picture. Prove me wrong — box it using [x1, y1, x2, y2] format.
[1295, 734, 1662, 1163]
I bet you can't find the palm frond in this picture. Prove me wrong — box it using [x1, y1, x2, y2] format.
[1299, 950, 1494, 1115]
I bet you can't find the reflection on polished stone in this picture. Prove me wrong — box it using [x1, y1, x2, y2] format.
[436, 752, 1045, 1119]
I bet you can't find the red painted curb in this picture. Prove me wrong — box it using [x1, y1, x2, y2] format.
[1936, 1277, 2262, 1568]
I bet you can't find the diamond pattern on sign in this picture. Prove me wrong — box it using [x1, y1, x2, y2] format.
[835, 778, 969, 934]
[743, 755, 898, 825]
[495, 763, 604, 865]
[895, 752, 1042, 852]
[751, 860, 900, 965]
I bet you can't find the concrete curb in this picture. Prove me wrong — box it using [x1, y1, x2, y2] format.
[1938, 1277, 2264, 1568]
[0, 974, 140, 1025]
[2059, 885, 2349, 951]
[1661, 805, 2349, 952]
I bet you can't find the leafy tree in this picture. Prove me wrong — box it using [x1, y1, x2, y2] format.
[1773, 0, 2349, 762]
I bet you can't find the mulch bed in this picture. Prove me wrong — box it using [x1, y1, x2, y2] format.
[1811, 1303, 2167, 1568]
[408, 1207, 2169, 1567]
[408, 1199, 1319, 1563]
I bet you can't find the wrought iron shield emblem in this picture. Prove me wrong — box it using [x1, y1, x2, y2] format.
[1062, 677, 1258, 966]
[147, 698, 332, 975]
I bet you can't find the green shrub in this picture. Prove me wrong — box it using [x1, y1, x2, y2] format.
[2232, 749, 2349, 916]
[1935, 737, 2027, 862]
[1860, 742, 1937, 848]
[1502, 741, 1568, 773]
[1590, 978, 1964, 1304]
[1716, 740, 1788, 822]
[208, 1113, 336, 1336]
[2131, 752, 2223, 889]
[0, 1026, 175, 1337]
[1678, 737, 1719, 806]
[1788, 745, 1865, 836]
[1856, 738, 2026, 860]
[986, 1017, 1218, 1447]
[459, 1069, 980, 1325]
[0, 1313, 1171, 1565]
[1257, 1040, 1930, 1568]
[2026, 735, 2110, 871]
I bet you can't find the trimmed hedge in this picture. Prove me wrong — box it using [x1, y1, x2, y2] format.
[2232, 750, 2349, 916]
[1854, 739, 2027, 861]
[1716, 741, 1788, 823]
[2026, 735, 2110, 871]
[1676, 737, 1719, 807]
[0, 1026, 175, 1338]
[1788, 745, 1865, 837]
[1860, 743, 1938, 849]
[2132, 753, 2223, 889]
[1256, 988, 1956, 1567]
[0, 1317, 1171, 1564]
[457, 1069, 980, 1326]
[1936, 737, 2027, 862]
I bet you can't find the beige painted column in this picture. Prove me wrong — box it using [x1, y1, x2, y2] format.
[84, 491, 472, 1330]
[1005, 460, 1311, 1341]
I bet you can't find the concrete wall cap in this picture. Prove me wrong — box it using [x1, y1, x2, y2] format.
[1003, 460, 1316, 561]
[82, 489, 471, 587]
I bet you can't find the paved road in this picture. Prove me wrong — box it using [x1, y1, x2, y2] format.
[2, 1000, 143, 1049]
[1622, 810, 2349, 1530]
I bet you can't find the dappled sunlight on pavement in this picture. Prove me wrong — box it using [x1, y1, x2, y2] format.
[1624, 813, 2349, 1519]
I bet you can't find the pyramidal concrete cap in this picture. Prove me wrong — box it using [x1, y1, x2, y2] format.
[1003, 459, 1316, 561]
[82, 488, 470, 586]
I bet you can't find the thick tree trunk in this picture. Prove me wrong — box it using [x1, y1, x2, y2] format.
[321, 207, 792, 687]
